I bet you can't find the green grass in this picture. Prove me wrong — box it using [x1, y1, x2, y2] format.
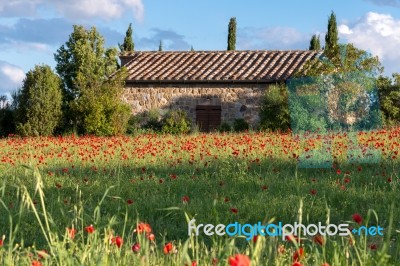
[0, 131, 399, 265]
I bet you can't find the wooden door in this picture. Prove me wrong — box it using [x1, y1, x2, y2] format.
[196, 105, 221, 132]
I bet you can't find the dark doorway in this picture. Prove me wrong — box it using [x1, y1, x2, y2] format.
[196, 105, 221, 132]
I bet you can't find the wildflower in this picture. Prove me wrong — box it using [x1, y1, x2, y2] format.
[278, 245, 285, 254]
[67, 228, 76, 239]
[352, 213, 363, 225]
[261, 185, 268, 190]
[182, 195, 190, 203]
[228, 254, 251, 266]
[126, 199, 134, 205]
[163, 242, 176, 254]
[136, 223, 152, 234]
[111, 236, 123, 248]
[85, 224, 95, 234]
[336, 169, 342, 175]
[285, 234, 301, 243]
[313, 234, 325, 246]
[343, 177, 351, 183]
[293, 247, 304, 262]
[292, 262, 303, 266]
[231, 208, 238, 214]
[146, 233, 155, 241]
[310, 189, 317, 195]
[131, 243, 140, 253]
[31, 260, 42, 266]
[368, 243, 377, 250]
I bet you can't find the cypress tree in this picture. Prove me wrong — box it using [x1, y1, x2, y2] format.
[119, 23, 134, 52]
[325, 11, 339, 56]
[158, 40, 163, 51]
[227, 17, 237, 51]
[309, 34, 321, 50]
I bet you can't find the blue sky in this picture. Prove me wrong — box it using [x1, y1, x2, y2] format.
[1, 0, 400, 97]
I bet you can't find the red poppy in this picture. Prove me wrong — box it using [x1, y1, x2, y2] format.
[228, 254, 251, 266]
[292, 262, 303, 266]
[163, 242, 175, 254]
[182, 195, 190, 203]
[293, 247, 304, 262]
[313, 234, 325, 246]
[146, 233, 155, 241]
[212, 258, 219, 266]
[285, 234, 301, 243]
[368, 243, 377, 250]
[111, 236, 123, 248]
[344, 177, 351, 183]
[231, 208, 238, 214]
[261, 185, 268, 190]
[67, 228, 76, 239]
[321, 263, 330, 266]
[85, 224, 95, 234]
[55, 183, 62, 189]
[31, 261, 42, 266]
[131, 243, 140, 253]
[252, 235, 258, 243]
[310, 189, 317, 195]
[136, 223, 152, 234]
[126, 199, 134, 205]
[224, 197, 230, 202]
[336, 169, 342, 175]
[352, 213, 363, 225]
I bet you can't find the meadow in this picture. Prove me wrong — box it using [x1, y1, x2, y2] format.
[0, 129, 399, 265]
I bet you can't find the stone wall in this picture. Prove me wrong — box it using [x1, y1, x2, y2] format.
[123, 83, 269, 126]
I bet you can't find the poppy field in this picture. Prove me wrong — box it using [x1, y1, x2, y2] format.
[0, 129, 399, 265]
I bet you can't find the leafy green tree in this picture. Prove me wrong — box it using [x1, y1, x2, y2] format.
[14, 65, 62, 136]
[309, 34, 321, 50]
[227, 17, 237, 51]
[325, 11, 339, 57]
[377, 74, 400, 126]
[119, 23, 134, 52]
[54, 25, 130, 135]
[259, 84, 290, 132]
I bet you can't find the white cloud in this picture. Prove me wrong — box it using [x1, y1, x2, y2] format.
[238, 26, 310, 50]
[0, 0, 144, 21]
[363, 0, 400, 7]
[0, 61, 25, 95]
[339, 12, 400, 75]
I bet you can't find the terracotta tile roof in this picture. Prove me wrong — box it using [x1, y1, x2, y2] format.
[120, 50, 320, 83]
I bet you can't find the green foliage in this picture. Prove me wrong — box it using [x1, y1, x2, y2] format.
[0, 108, 15, 137]
[158, 40, 163, 51]
[259, 84, 290, 132]
[309, 34, 321, 50]
[325, 11, 339, 57]
[219, 122, 232, 132]
[55, 25, 128, 135]
[233, 118, 249, 132]
[14, 65, 62, 136]
[377, 74, 400, 126]
[227, 17, 237, 51]
[142, 109, 163, 131]
[161, 109, 191, 134]
[119, 23, 134, 52]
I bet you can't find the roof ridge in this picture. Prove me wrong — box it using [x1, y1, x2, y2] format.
[120, 49, 320, 56]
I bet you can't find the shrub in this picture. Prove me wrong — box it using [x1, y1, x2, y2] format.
[233, 118, 249, 132]
[161, 109, 191, 134]
[259, 84, 290, 132]
[219, 122, 232, 132]
[142, 109, 163, 132]
[15, 65, 63, 136]
[0, 108, 16, 137]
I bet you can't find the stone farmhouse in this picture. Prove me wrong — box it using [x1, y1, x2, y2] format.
[120, 50, 318, 131]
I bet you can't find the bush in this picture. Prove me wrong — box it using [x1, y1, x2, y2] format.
[259, 84, 290, 132]
[233, 118, 249, 132]
[219, 122, 232, 132]
[161, 109, 191, 134]
[0, 108, 16, 137]
[142, 109, 163, 132]
[15, 65, 63, 136]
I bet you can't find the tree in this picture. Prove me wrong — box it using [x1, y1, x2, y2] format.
[259, 84, 290, 132]
[190, 45, 194, 51]
[377, 74, 400, 126]
[227, 17, 237, 51]
[14, 65, 62, 136]
[158, 40, 163, 51]
[309, 34, 321, 50]
[54, 25, 130, 135]
[325, 11, 339, 58]
[119, 23, 134, 52]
